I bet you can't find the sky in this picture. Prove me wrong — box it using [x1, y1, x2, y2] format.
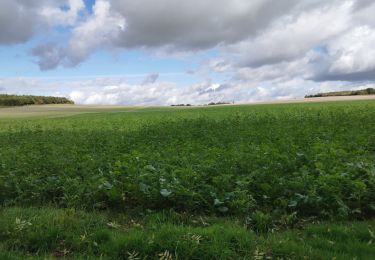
[0, 0, 375, 105]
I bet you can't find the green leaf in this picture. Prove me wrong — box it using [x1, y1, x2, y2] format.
[139, 183, 150, 193]
[214, 198, 224, 206]
[288, 200, 298, 207]
[144, 165, 156, 171]
[218, 206, 229, 213]
[99, 181, 113, 190]
[160, 189, 172, 197]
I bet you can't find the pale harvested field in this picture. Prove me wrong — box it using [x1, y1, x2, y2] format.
[0, 104, 143, 119]
[0, 95, 374, 119]
[234, 95, 375, 106]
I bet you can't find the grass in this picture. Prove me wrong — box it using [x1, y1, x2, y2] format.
[1, 101, 375, 258]
[0, 207, 374, 259]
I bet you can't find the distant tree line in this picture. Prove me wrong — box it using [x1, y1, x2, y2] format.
[170, 104, 192, 107]
[170, 101, 234, 107]
[207, 102, 232, 106]
[0, 94, 74, 106]
[170, 101, 235, 107]
[305, 88, 375, 98]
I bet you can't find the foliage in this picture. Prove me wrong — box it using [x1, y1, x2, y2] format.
[207, 101, 233, 105]
[170, 104, 192, 106]
[1, 101, 375, 257]
[305, 87, 375, 98]
[1, 101, 375, 221]
[0, 94, 74, 106]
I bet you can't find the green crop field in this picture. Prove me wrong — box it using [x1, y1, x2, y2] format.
[1, 101, 375, 259]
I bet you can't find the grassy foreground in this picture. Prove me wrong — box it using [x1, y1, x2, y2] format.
[1, 101, 375, 258]
[0, 207, 374, 259]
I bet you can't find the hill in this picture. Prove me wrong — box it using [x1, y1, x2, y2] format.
[305, 87, 375, 98]
[0, 94, 74, 106]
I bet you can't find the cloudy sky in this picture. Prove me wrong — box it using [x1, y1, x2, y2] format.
[1, 0, 375, 105]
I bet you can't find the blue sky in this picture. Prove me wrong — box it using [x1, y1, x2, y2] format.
[84, 0, 95, 11]
[1, 44, 198, 84]
[0, 1, 223, 87]
[0, 0, 375, 105]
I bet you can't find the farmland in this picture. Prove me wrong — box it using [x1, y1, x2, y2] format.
[0, 100, 375, 259]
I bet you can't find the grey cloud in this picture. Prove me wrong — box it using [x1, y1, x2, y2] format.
[210, 0, 375, 84]
[306, 25, 375, 82]
[353, 0, 374, 10]
[215, 83, 234, 92]
[31, 43, 66, 71]
[141, 73, 159, 85]
[0, 1, 39, 44]
[354, 1, 375, 27]
[111, 0, 298, 50]
[0, 0, 83, 45]
[312, 69, 375, 82]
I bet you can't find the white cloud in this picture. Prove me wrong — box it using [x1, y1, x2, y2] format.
[66, 0, 126, 66]
[311, 26, 375, 81]
[32, 0, 126, 70]
[228, 0, 353, 67]
[2, 75, 375, 106]
[40, 0, 85, 26]
[211, 0, 375, 85]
